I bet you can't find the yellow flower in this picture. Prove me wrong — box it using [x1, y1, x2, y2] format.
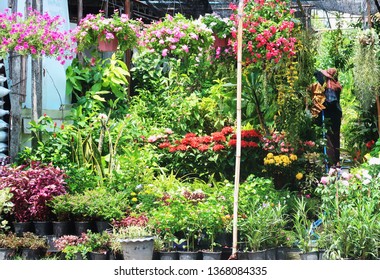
[131, 192, 137, 196]
[267, 153, 274, 159]
[131, 197, 138, 202]
[289, 154, 297, 161]
[296, 172, 303, 180]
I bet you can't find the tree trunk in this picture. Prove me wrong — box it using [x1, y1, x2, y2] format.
[31, 0, 43, 148]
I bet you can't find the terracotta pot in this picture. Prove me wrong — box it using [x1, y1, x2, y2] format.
[98, 35, 118, 52]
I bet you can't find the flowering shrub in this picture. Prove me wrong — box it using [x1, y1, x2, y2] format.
[0, 162, 67, 222]
[148, 126, 264, 180]
[139, 13, 213, 61]
[0, 8, 74, 63]
[73, 10, 139, 52]
[229, 0, 297, 67]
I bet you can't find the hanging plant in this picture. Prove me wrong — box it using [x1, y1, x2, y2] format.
[353, 29, 380, 111]
[229, 0, 297, 68]
[0, 8, 75, 63]
[73, 10, 140, 53]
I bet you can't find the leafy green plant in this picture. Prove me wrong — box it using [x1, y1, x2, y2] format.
[0, 187, 13, 232]
[291, 197, 315, 253]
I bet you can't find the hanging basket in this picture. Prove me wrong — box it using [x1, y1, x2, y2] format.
[98, 35, 119, 52]
[213, 34, 228, 48]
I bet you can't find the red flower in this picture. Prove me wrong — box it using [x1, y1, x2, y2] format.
[247, 141, 258, 148]
[158, 142, 171, 149]
[199, 136, 212, 144]
[366, 140, 375, 149]
[185, 132, 197, 138]
[213, 144, 225, 151]
[211, 132, 226, 142]
[221, 126, 234, 135]
[228, 139, 237, 146]
[198, 144, 209, 152]
[177, 144, 187, 151]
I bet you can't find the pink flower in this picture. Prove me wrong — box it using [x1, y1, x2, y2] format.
[181, 45, 189, 53]
[162, 48, 168, 57]
[320, 176, 329, 185]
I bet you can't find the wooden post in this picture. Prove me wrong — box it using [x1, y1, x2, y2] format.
[31, 0, 43, 149]
[8, 0, 26, 162]
[231, 0, 244, 260]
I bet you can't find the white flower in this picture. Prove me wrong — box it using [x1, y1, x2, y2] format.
[98, 113, 108, 121]
[368, 157, 380, 165]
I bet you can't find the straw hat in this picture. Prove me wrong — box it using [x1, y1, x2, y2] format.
[320, 68, 338, 80]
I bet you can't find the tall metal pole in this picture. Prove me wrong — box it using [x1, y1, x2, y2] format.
[231, 0, 244, 260]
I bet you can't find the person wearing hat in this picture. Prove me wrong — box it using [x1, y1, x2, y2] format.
[313, 68, 343, 168]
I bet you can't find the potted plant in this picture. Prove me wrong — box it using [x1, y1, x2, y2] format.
[48, 194, 72, 237]
[0, 187, 14, 233]
[198, 195, 229, 260]
[200, 13, 233, 48]
[54, 233, 90, 260]
[73, 10, 139, 53]
[0, 8, 75, 63]
[111, 214, 155, 260]
[0, 162, 68, 236]
[19, 232, 48, 260]
[0, 233, 20, 260]
[291, 197, 318, 260]
[86, 231, 111, 260]
[83, 188, 129, 232]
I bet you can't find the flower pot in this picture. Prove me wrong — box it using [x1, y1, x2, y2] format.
[33, 221, 53, 236]
[202, 251, 222, 260]
[318, 249, 326, 260]
[21, 248, 44, 260]
[13, 221, 33, 236]
[74, 221, 93, 236]
[118, 237, 155, 260]
[52, 221, 71, 237]
[300, 251, 319, 260]
[159, 251, 179, 260]
[46, 235, 59, 253]
[95, 221, 112, 233]
[247, 250, 266, 260]
[237, 251, 249, 260]
[213, 34, 228, 48]
[98, 35, 118, 52]
[276, 246, 289, 260]
[285, 248, 302, 260]
[90, 251, 109, 260]
[178, 251, 198, 260]
[265, 247, 277, 260]
[0, 248, 16, 260]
